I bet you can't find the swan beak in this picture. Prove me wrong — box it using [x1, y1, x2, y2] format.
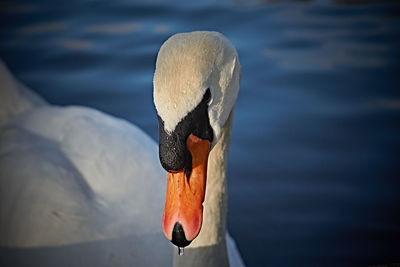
[162, 134, 211, 247]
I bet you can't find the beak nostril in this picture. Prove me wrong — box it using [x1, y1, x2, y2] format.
[171, 222, 191, 247]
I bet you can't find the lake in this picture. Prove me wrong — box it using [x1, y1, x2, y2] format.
[1, 0, 400, 266]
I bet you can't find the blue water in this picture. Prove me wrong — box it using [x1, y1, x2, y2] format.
[1, 0, 400, 266]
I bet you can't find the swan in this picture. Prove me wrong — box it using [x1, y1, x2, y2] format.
[0, 31, 244, 267]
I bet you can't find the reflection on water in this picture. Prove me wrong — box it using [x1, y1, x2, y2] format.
[1, 0, 400, 266]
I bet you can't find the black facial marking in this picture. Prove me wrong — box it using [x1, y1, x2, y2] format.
[158, 89, 213, 176]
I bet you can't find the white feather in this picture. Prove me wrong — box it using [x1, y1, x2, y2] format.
[153, 31, 241, 147]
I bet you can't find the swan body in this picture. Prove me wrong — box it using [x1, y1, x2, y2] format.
[0, 60, 172, 266]
[0, 31, 245, 267]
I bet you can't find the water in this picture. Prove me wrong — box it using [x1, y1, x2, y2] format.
[178, 247, 184, 256]
[1, 0, 400, 266]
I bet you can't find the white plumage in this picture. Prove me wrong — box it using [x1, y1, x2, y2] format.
[154, 31, 241, 146]
[0, 59, 172, 266]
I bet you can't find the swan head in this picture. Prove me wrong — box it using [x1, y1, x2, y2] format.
[153, 31, 241, 248]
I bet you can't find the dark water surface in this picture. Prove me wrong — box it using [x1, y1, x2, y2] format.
[1, 0, 400, 266]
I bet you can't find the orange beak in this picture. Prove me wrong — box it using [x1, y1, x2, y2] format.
[162, 134, 211, 245]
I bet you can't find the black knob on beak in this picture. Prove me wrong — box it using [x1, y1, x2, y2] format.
[171, 222, 191, 247]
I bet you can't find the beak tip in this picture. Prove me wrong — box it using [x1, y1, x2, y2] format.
[171, 222, 192, 247]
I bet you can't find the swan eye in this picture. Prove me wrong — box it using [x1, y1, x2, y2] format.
[203, 88, 211, 105]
